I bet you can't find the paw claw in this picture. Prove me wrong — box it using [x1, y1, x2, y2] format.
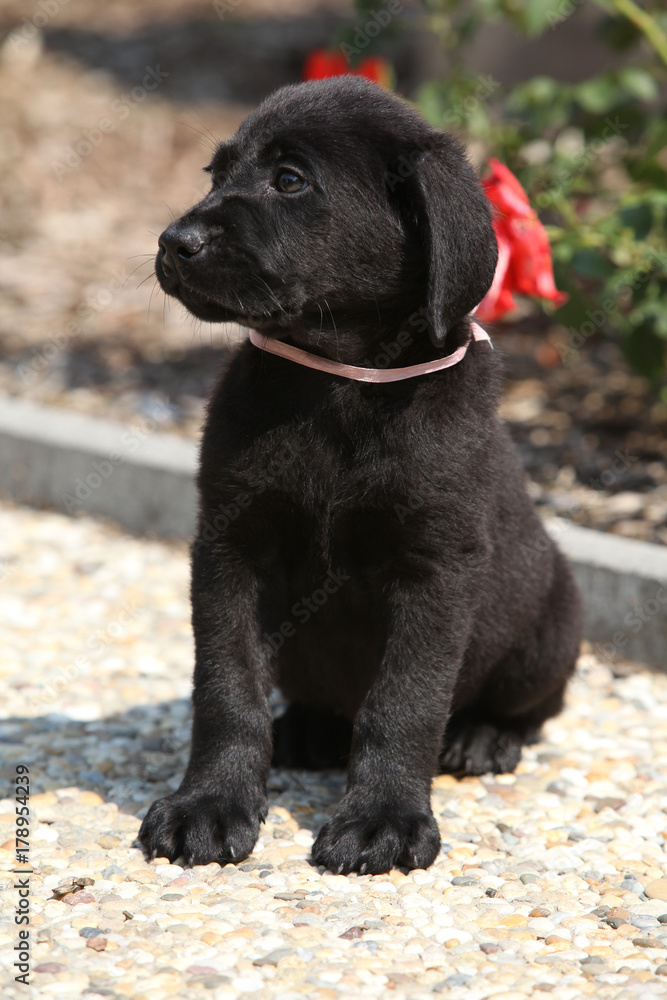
[138, 791, 264, 868]
[313, 806, 440, 875]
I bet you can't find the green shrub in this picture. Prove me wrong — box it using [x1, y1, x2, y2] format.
[356, 0, 667, 377]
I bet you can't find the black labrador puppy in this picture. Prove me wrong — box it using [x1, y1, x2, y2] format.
[139, 76, 582, 875]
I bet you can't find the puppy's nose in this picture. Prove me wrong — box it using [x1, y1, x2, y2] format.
[158, 225, 205, 273]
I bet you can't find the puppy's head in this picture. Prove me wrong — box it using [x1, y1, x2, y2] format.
[156, 77, 497, 349]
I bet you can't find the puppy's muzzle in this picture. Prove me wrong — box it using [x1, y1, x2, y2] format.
[158, 223, 206, 283]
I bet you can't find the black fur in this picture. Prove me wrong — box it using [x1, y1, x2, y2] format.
[138, 77, 582, 875]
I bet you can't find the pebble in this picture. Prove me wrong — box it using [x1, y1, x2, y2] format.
[646, 880, 667, 901]
[252, 947, 295, 966]
[1, 500, 667, 999]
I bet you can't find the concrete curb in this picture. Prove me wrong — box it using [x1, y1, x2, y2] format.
[0, 398, 198, 540]
[1, 397, 665, 668]
[545, 519, 666, 670]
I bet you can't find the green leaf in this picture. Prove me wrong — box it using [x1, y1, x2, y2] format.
[623, 321, 667, 378]
[511, 76, 562, 106]
[643, 119, 667, 159]
[597, 14, 643, 52]
[550, 262, 598, 329]
[570, 249, 615, 280]
[574, 76, 619, 114]
[618, 67, 659, 102]
[619, 203, 654, 240]
[515, 0, 562, 35]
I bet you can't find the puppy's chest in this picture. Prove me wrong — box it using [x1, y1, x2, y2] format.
[226, 433, 414, 576]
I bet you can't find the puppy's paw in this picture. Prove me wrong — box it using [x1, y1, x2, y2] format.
[138, 791, 266, 867]
[311, 804, 440, 875]
[439, 720, 522, 776]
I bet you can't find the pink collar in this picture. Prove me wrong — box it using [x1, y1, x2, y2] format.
[248, 322, 491, 382]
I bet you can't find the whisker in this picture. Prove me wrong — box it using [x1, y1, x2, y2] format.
[173, 118, 219, 154]
[324, 299, 338, 357]
[147, 278, 159, 323]
[137, 271, 157, 290]
[192, 110, 222, 149]
[232, 287, 244, 312]
[125, 260, 154, 284]
[256, 276, 286, 317]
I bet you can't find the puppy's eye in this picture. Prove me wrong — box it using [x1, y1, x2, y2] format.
[273, 169, 307, 194]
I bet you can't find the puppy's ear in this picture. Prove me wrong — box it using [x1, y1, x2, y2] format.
[394, 138, 498, 347]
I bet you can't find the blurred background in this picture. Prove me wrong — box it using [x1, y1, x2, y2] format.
[1, 0, 665, 542]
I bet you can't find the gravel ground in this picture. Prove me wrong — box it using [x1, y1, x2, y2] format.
[2, 500, 667, 999]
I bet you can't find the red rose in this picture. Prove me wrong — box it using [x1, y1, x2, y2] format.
[477, 158, 567, 322]
[302, 49, 349, 81]
[303, 49, 392, 88]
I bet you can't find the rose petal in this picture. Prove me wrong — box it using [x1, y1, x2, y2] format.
[302, 49, 349, 81]
[353, 56, 392, 88]
[481, 160, 567, 316]
[476, 231, 515, 321]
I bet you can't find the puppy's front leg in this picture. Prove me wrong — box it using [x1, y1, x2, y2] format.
[139, 538, 272, 867]
[312, 579, 466, 875]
